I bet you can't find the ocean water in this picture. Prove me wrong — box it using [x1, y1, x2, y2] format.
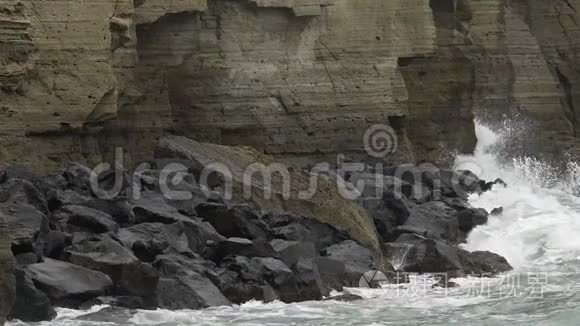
[9, 122, 580, 326]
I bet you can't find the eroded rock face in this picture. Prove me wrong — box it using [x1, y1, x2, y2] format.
[0, 0, 433, 171]
[2, 0, 579, 169]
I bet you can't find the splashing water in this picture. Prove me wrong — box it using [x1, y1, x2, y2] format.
[389, 243, 413, 271]
[456, 122, 580, 271]
[10, 120, 580, 326]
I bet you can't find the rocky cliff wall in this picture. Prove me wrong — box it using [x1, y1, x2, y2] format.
[0, 215, 14, 326]
[0, 0, 579, 169]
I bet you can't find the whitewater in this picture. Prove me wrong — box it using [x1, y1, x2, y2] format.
[9, 121, 580, 326]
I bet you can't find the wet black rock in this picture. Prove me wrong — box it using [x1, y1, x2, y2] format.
[321, 240, 378, 287]
[218, 255, 306, 304]
[262, 213, 349, 251]
[8, 267, 56, 322]
[292, 258, 329, 300]
[13, 252, 39, 266]
[52, 205, 118, 234]
[155, 253, 231, 309]
[270, 239, 316, 267]
[76, 306, 136, 323]
[402, 201, 460, 244]
[79, 296, 145, 310]
[212, 237, 278, 261]
[1, 179, 50, 257]
[131, 192, 190, 224]
[482, 178, 507, 192]
[43, 231, 72, 259]
[323, 293, 364, 302]
[1, 160, 515, 320]
[456, 208, 489, 234]
[63, 234, 159, 306]
[460, 251, 513, 275]
[197, 203, 271, 240]
[360, 193, 410, 242]
[392, 235, 512, 276]
[119, 222, 191, 261]
[432, 278, 459, 288]
[26, 258, 113, 307]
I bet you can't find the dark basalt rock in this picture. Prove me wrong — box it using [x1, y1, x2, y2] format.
[212, 237, 278, 261]
[382, 165, 483, 200]
[60, 163, 93, 194]
[63, 234, 139, 280]
[262, 212, 349, 251]
[456, 208, 489, 234]
[313, 257, 347, 292]
[321, 240, 379, 287]
[8, 267, 56, 322]
[119, 222, 191, 261]
[359, 192, 411, 242]
[46, 189, 92, 212]
[63, 234, 159, 306]
[116, 261, 159, 307]
[13, 252, 39, 266]
[178, 219, 224, 256]
[52, 205, 118, 234]
[218, 255, 308, 304]
[197, 203, 271, 240]
[131, 192, 190, 224]
[79, 296, 145, 310]
[1, 179, 50, 258]
[43, 231, 72, 259]
[26, 258, 113, 307]
[432, 278, 459, 288]
[155, 254, 231, 310]
[76, 306, 136, 323]
[460, 251, 513, 275]
[2, 205, 49, 259]
[482, 178, 507, 192]
[270, 239, 316, 267]
[402, 201, 461, 244]
[391, 235, 512, 276]
[0, 160, 515, 321]
[84, 198, 135, 226]
[292, 258, 329, 300]
[0, 178, 49, 216]
[134, 167, 222, 216]
[323, 293, 364, 302]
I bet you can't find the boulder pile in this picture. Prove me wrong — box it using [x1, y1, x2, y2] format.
[0, 138, 511, 322]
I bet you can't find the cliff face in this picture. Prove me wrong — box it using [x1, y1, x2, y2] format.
[0, 214, 14, 326]
[0, 0, 579, 169]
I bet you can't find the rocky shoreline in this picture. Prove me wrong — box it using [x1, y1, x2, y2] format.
[0, 137, 511, 323]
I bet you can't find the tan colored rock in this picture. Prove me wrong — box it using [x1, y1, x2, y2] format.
[1, 0, 580, 169]
[134, 0, 208, 25]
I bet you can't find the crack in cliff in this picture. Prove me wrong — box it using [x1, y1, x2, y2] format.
[317, 39, 338, 95]
[556, 67, 578, 137]
[563, 0, 577, 13]
[555, 6, 578, 56]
